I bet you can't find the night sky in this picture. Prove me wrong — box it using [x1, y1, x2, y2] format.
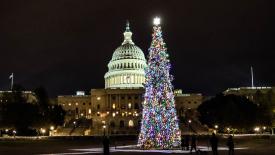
[0, 0, 274, 97]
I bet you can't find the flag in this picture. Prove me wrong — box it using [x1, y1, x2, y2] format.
[9, 73, 13, 79]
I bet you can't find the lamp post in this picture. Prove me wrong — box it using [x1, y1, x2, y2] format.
[188, 119, 192, 133]
[12, 130, 16, 138]
[103, 125, 106, 137]
[214, 125, 218, 134]
[41, 128, 46, 136]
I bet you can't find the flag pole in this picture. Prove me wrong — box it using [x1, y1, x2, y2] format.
[251, 66, 254, 88]
[10, 73, 14, 91]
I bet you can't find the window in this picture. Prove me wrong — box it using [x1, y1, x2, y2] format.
[134, 103, 139, 109]
[110, 121, 115, 128]
[75, 108, 79, 114]
[128, 96, 132, 100]
[112, 103, 116, 109]
[121, 96, 125, 100]
[112, 96, 116, 100]
[121, 104, 126, 109]
[134, 96, 138, 100]
[97, 104, 100, 110]
[89, 102, 91, 105]
[120, 120, 124, 128]
[83, 102, 85, 105]
[128, 120, 134, 127]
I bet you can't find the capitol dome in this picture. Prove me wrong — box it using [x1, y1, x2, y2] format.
[104, 22, 147, 89]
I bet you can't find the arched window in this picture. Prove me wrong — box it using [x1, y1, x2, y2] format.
[120, 120, 124, 128]
[128, 120, 134, 127]
[134, 103, 139, 109]
[110, 121, 115, 128]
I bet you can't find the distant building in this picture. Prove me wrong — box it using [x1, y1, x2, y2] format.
[223, 86, 275, 101]
[224, 86, 275, 134]
[57, 22, 204, 136]
[0, 91, 37, 103]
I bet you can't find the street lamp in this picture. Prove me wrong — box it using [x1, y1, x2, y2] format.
[188, 119, 192, 133]
[103, 125, 106, 136]
[50, 126, 54, 131]
[214, 125, 218, 129]
[41, 128, 46, 136]
[13, 130, 16, 137]
[254, 127, 260, 134]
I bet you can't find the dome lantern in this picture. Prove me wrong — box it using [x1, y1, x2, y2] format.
[122, 21, 134, 45]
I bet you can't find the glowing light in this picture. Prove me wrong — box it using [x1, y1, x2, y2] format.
[50, 126, 54, 130]
[129, 120, 134, 127]
[188, 120, 192, 123]
[112, 112, 116, 117]
[138, 19, 181, 149]
[254, 127, 260, 132]
[214, 125, 218, 129]
[97, 97, 101, 100]
[112, 104, 116, 109]
[153, 17, 160, 26]
[41, 128, 46, 134]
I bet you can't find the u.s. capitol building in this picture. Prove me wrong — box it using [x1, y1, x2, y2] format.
[57, 22, 204, 136]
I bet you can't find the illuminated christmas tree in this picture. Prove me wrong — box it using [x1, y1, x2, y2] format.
[138, 17, 181, 149]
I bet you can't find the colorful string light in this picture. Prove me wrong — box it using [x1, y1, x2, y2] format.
[138, 20, 181, 149]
